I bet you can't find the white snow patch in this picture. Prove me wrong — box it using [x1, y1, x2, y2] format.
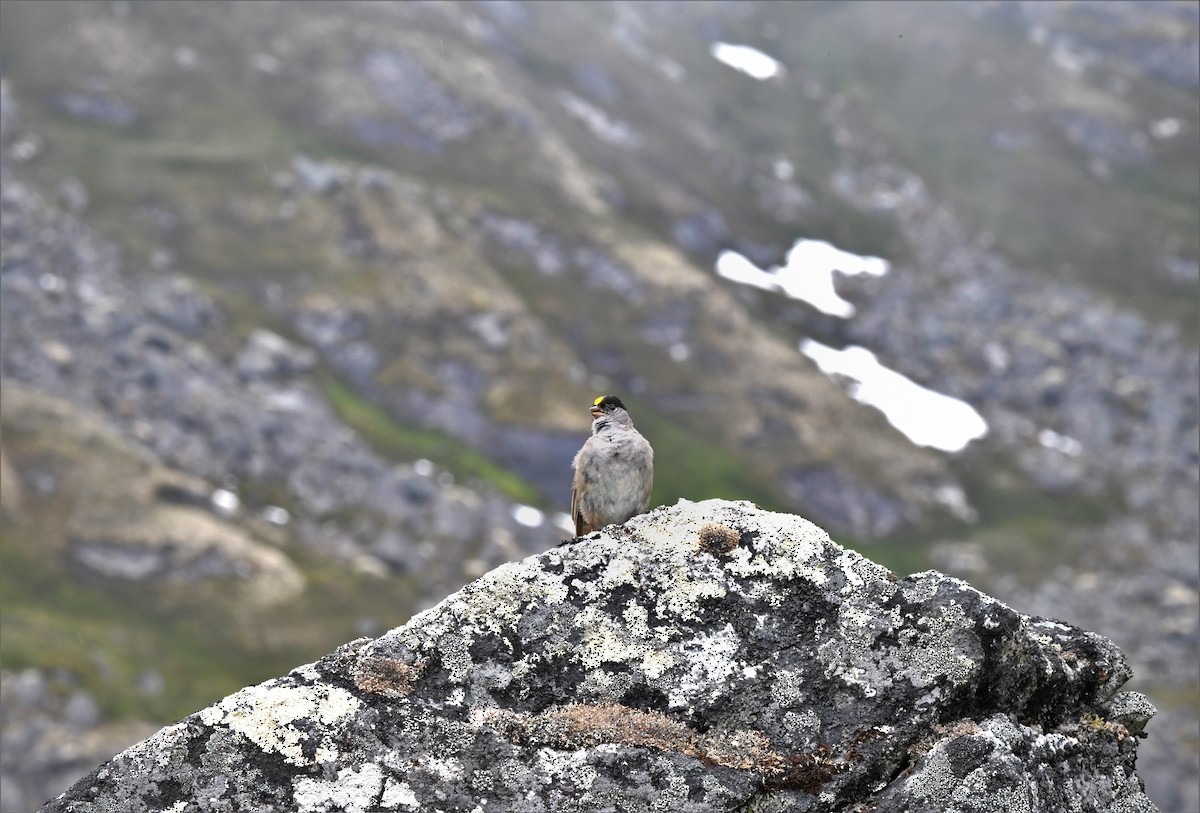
[710, 42, 784, 80]
[800, 339, 988, 453]
[262, 505, 290, 526]
[210, 488, 239, 516]
[716, 239, 888, 318]
[1038, 428, 1083, 456]
[511, 504, 545, 528]
[1150, 117, 1182, 140]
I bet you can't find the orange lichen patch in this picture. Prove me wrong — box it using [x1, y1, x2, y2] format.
[484, 703, 849, 792]
[352, 655, 426, 698]
[697, 523, 740, 556]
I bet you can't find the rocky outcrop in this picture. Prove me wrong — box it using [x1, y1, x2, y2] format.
[42, 501, 1157, 812]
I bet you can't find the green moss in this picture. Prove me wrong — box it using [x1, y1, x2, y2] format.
[837, 538, 928, 582]
[835, 447, 1119, 580]
[634, 410, 788, 514]
[0, 527, 269, 722]
[0, 517, 420, 724]
[321, 376, 542, 506]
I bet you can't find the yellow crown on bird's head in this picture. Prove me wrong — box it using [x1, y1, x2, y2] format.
[590, 395, 627, 416]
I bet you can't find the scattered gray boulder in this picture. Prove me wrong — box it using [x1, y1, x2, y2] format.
[348, 49, 488, 153]
[42, 500, 1157, 812]
[672, 207, 730, 259]
[0, 167, 559, 606]
[233, 328, 318, 381]
[51, 91, 138, 128]
[2, 669, 157, 813]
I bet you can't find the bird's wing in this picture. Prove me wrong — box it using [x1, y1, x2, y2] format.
[570, 466, 584, 538]
[570, 483, 580, 537]
[639, 468, 653, 514]
[639, 433, 654, 512]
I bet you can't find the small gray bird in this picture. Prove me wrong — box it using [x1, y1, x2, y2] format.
[570, 395, 654, 538]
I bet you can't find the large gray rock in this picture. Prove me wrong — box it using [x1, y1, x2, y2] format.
[41, 500, 1157, 812]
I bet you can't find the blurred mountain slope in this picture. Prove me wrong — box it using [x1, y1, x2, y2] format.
[0, 0, 1195, 809]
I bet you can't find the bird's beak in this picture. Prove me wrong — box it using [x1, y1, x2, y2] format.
[590, 406, 604, 419]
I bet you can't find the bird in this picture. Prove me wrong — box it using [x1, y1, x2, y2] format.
[570, 395, 654, 538]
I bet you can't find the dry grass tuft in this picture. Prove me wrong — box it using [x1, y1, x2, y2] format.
[697, 523, 740, 556]
[352, 655, 426, 698]
[485, 702, 850, 792]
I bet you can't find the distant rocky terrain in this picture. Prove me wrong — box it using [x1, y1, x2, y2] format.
[0, 1, 1195, 809]
[1, 667, 158, 813]
[43, 501, 1159, 813]
[0, 166, 558, 595]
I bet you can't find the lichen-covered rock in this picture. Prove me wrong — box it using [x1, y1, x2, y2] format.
[41, 500, 1157, 812]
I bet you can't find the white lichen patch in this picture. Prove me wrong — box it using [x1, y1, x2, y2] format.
[601, 556, 639, 589]
[782, 708, 823, 735]
[472, 661, 513, 692]
[419, 755, 465, 782]
[693, 504, 832, 586]
[1031, 730, 1078, 756]
[292, 763, 384, 813]
[771, 669, 808, 706]
[198, 683, 361, 765]
[651, 770, 691, 811]
[976, 785, 1035, 813]
[529, 747, 600, 793]
[900, 572, 944, 603]
[952, 764, 1035, 813]
[471, 563, 572, 631]
[294, 662, 323, 682]
[621, 597, 652, 637]
[643, 647, 681, 685]
[904, 572, 1000, 612]
[835, 548, 892, 594]
[116, 721, 189, 772]
[1041, 620, 1073, 632]
[656, 574, 727, 623]
[578, 665, 635, 698]
[904, 744, 958, 803]
[668, 624, 743, 708]
[902, 729, 1036, 813]
[602, 523, 732, 625]
[575, 605, 678, 679]
[904, 602, 979, 688]
[437, 630, 475, 684]
[378, 557, 572, 658]
[379, 779, 420, 811]
[722, 542, 829, 586]
[819, 601, 898, 693]
[839, 603, 878, 636]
